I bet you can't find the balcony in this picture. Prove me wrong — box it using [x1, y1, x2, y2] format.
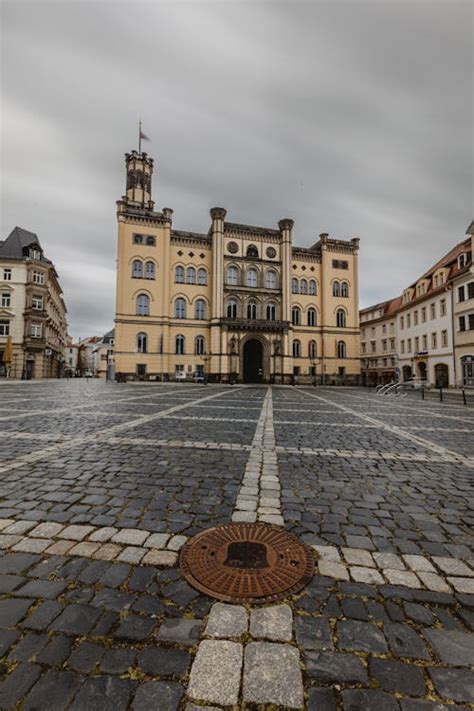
[221, 318, 289, 333]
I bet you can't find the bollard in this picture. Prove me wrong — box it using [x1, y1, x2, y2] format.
[439, 386, 443, 402]
[462, 388, 467, 406]
[421, 386, 425, 400]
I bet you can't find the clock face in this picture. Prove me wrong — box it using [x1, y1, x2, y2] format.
[266, 246, 277, 258]
[227, 241, 239, 254]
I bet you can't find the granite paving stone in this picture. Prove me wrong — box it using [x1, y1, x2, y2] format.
[249, 603, 293, 641]
[205, 602, 248, 638]
[428, 667, 474, 703]
[131, 681, 183, 710]
[243, 641, 304, 708]
[188, 640, 242, 706]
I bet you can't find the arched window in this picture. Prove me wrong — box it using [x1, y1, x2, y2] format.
[195, 299, 206, 320]
[132, 260, 143, 278]
[265, 270, 277, 289]
[292, 278, 299, 294]
[136, 294, 150, 316]
[292, 306, 301, 326]
[337, 340, 346, 358]
[332, 281, 340, 297]
[145, 261, 155, 279]
[186, 266, 196, 284]
[175, 298, 187, 319]
[266, 303, 276, 320]
[246, 244, 259, 258]
[195, 335, 205, 355]
[247, 268, 258, 288]
[175, 266, 185, 283]
[307, 308, 317, 327]
[227, 299, 238, 319]
[340, 281, 349, 297]
[175, 334, 185, 355]
[293, 339, 301, 358]
[336, 309, 346, 328]
[300, 279, 308, 295]
[309, 279, 317, 295]
[197, 268, 207, 286]
[136, 332, 148, 353]
[247, 302, 257, 320]
[309, 340, 317, 359]
[227, 266, 238, 285]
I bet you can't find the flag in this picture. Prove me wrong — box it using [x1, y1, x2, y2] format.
[139, 128, 150, 141]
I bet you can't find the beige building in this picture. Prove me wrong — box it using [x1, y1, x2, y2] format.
[0, 227, 67, 379]
[452, 222, 474, 387]
[114, 149, 360, 383]
[360, 297, 400, 386]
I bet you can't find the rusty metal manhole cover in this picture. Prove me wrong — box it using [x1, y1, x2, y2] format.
[179, 522, 315, 604]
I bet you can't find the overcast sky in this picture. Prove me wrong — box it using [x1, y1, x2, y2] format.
[1, 0, 472, 338]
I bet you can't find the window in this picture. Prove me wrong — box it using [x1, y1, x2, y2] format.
[441, 329, 448, 347]
[432, 332, 437, 348]
[340, 282, 349, 297]
[194, 299, 206, 320]
[382, 339, 387, 352]
[265, 270, 277, 289]
[468, 282, 474, 299]
[382, 324, 386, 334]
[197, 268, 207, 286]
[247, 302, 257, 320]
[32, 296, 43, 310]
[308, 340, 317, 359]
[421, 307, 426, 322]
[3, 269, 11, 281]
[195, 335, 205, 355]
[401, 340, 405, 354]
[32, 271, 45, 285]
[133, 234, 143, 244]
[430, 303, 436, 319]
[292, 306, 301, 325]
[458, 253, 466, 268]
[227, 299, 237, 319]
[371, 341, 376, 353]
[400, 316, 404, 330]
[336, 309, 346, 328]
[459, 316, 466, 332]
[440, 299, 446, 316]
[31, 323, 42, 338]
[186, 266, 196, 284]
[136, 332, 148, 353]
[1, 293, 10, 308]
[415, 336, 419, 352]
[414, 310, 418, 325]
[407, 338, 412, 352]
[307, 308, 316, 327]
[469, 314, 474, 330]
[332, 281, 340, 297]
[300, 279, 308, 295]
[175, 298, 186, 319]
[458, 286, 465, 302]
[422, 335, 427, 350]
[362, 343, 366, 354]
[175, 334, 185, 355]
[226, 266, 238, 286]
[292, 339, 301, 358]
[132, 260, 143, 278]
[291, 278, 299, 294]
[246, 244, 259, 258]
[407, 314, 411, 328]
[266, 303, 276, 320]
[0, 320, 9, 336]
[145, 261, 155, 279]
[136, 294, 150, 316]
[337, 340, 346, 358]
[146, 236, 155, 246]
[175, 266, 185, 283]
[247, 268, 258, 287]
[309, 279, 317, 295]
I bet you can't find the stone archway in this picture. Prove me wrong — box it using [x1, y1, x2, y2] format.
[243, 339, 263, 382]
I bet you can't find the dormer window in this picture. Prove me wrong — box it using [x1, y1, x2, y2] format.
[29, 248, 41, 260]
[458, 253, 466, 269]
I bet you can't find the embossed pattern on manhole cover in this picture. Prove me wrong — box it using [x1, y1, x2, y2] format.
[179, 522, 315, 604]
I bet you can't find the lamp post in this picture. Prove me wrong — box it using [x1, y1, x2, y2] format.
[201, 353, 211, 384]
[228, 336, 238, 385]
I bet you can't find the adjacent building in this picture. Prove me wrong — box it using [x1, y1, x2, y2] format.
[114, 149, 361, 383]
[92, 329, 115, 379]
[0, 227, 67, 378]
[361, 225, 474, 388]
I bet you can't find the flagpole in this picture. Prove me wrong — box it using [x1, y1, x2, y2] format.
[138, 119, 142, 154]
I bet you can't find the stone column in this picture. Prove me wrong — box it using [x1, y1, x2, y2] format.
[279, 219, 293, 382]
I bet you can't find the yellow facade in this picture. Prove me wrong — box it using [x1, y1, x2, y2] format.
[114, 150, 360, 383]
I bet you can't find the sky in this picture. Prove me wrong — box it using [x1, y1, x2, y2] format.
[1, 0, 472, 338]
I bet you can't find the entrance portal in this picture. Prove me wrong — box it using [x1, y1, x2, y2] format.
[243, 339, 263, 382]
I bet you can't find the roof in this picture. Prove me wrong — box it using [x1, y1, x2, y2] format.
[102, 328, 115, 343]
[414, 236, 471, 285]
[0, 227, 51, 263]
[224, 222, 280, 237]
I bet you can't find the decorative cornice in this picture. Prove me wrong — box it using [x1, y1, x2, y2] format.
[210, 207, 227, 221]
[278, 218, 294, 231]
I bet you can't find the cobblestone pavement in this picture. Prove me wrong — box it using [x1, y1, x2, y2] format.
[0, 380, 473, 710]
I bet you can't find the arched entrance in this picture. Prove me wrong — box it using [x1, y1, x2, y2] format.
[243, 339, 263, 382]
[417, 362, 427, 380]
[435, 363, 449, 388]
[402, 365, 412, 382]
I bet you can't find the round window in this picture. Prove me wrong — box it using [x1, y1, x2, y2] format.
[227, 241, 239, 254]
[266, 246, 277, 258]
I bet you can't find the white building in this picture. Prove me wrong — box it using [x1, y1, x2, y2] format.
[92, 329, 115, 379]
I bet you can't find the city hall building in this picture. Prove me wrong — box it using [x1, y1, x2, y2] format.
[114, 149, 361, 383]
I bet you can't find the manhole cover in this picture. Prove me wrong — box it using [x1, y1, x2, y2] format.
[179, 522, 315, 604]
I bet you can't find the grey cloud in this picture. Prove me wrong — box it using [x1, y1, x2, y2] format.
[1, 0, 472, 337]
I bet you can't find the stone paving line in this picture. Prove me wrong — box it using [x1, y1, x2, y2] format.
[297, 388, 474, 467]
[0, 386, 245, 475]
[231, 387, 284, 526]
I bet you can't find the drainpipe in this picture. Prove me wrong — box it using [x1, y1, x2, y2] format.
[449, 284, 457, 387]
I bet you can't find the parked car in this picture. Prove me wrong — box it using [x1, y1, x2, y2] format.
[405, 378, 428, 390]
[174, 370, 187, 382]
